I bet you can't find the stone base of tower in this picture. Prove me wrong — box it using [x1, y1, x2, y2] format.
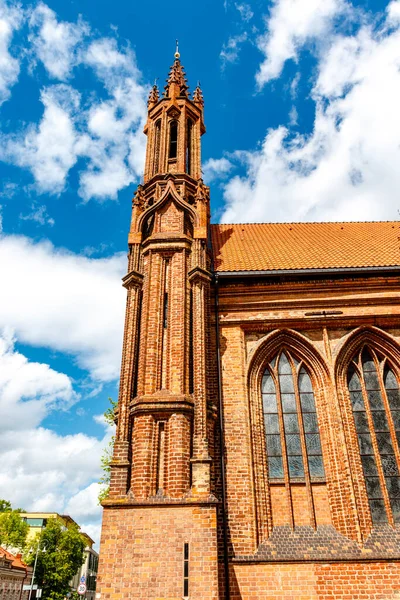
[229, 561, 400, 599]
[96, 501, 219, 600]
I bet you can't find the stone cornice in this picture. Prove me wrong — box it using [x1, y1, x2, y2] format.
[122, 270, 144, 289]
[141, 233, 192, 254]
[130, 393, 194, 416]
[188, 265, 212, 283]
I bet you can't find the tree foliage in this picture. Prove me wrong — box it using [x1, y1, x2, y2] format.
[0, 499, 29, 550]
[0, 499, 12, 512]
[25, 518, 85, 600]
[98, 397, 117, 503]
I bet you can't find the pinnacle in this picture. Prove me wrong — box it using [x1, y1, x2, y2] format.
[164, 56, 189, 98]
[193, 84, 204, 106]
[147, 83, 160, 106]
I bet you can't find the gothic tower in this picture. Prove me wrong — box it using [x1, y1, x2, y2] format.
[97, 49, 219, 599]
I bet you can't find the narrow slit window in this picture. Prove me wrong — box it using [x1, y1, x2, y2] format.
[169, 121, 178, 159]
[163, 293, 168, 329]
[154, 120, 161, 175]
[348, 347, 400, 523]
[156, 422, 165, 494]
[183, 543, 189, 598]
[186, 119, 192, 174]
[262, 351, 325, 481]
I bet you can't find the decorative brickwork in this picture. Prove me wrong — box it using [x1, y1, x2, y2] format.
[97, 49, 400, 599]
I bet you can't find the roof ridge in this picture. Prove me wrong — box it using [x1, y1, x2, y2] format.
[211, 220, 400, 226]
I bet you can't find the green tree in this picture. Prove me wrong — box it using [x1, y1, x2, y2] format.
[98, 397, 117, 503]
[0, 503, 29, 550]
[0, 499, 12, 512]
[25, 518, 85, 600]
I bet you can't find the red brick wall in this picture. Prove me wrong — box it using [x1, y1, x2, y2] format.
[231, 562, 400, 599]
[97, 504, 219, 600]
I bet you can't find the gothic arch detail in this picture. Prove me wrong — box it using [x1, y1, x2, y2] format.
[136, 180, 199, 234]
[247, 329, 331, 544]
[335, 326, 400, 536]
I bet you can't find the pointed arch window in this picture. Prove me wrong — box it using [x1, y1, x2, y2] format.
[347, 347, 400, 524]
[262, 351, 325, 481]
[169, 121, 178, 159]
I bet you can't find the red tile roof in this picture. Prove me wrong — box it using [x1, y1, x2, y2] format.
[0, 547, 28, 571]
[211, 222, 400, 273]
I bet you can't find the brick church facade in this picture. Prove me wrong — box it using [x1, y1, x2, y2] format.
[96, 51, 400, 599]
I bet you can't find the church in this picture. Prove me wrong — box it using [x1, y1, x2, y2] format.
[96, 50, 400, 599]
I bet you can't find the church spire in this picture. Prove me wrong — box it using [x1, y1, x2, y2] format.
[143, 45, 206, 182]
[164, 41, 189, 99]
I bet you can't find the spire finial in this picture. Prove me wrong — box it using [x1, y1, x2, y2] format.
[174, 39, 180, 60]
[193, 81, 204, 107]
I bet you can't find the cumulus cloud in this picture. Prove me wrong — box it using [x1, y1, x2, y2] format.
[0, 0, 23, 104]
[0, 234, 126, 382]
[0, 329, 77, 432]
[0, 332, 108, 545]
[388, 0, 400, 24]
[0, 9, 148, 202]
[77, 38, 147, 201]
[218, 1, 400, 223]
[203, 157, 234, 183]
[256, 0, 348, 86]
[29, 2, 89, 80]
[1, 84, 80, 194]
[0, 425, 108, 545]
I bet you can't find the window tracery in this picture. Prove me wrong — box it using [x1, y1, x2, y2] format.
[347, 347, 400, 523]
[262, 351, 325, 482]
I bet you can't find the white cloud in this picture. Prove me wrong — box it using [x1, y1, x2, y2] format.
[235, 3, 254, 22]
[220, 6, 400, 223]
[65, 482, 102, 523]
[288, 105, 298, 126]
[29, 2, 89, 80]
[0, 426, 107, 545]
[77, 38, 148, 201]
[0, 329, 77, 432]
[388, 0, 400, 24]
[220, 32, 248, 67]
[0, 16, 148, 202]
[0, 332, 108, 546]
[1, 84, 80, 194]
[0, 234, 126, 382]
[0, 0, 23, 104]
[256, 0, 347, 86]
[203, 157, 234, 183]
[20, 203, 55, 226]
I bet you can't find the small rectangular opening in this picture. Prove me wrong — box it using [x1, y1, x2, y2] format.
[163, 292, 168, 328]
[183, 542, 189, 598]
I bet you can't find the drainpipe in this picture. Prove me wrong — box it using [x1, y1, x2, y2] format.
[18, 568, 27, 600]
[214, 272, 230, 600]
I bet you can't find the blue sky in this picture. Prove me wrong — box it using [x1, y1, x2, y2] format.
[0, 0, 399, 545]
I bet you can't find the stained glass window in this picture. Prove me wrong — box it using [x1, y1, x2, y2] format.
[262, 352, 325, 481]
[348, 348, 400, 524]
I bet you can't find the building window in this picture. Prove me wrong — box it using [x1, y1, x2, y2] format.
[154, 119, 161, 175]
[169, 121, 178, 159]
[262, 351, 325, 480]
[183, 543, 189, 598]
[347, 347, 400, 523]
[186, 119, 192, 174]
